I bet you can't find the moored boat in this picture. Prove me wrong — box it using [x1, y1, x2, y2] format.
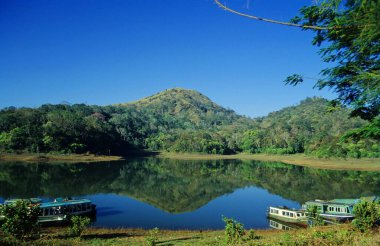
[267, 206, 307, 223]
[302, 196, 380, 222]
[38, 198, 96, 224]
[2, 197, 96, 224]
[302, 199, 358, 222]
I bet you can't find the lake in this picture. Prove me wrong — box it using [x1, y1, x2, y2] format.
[0, 158, 379, 229]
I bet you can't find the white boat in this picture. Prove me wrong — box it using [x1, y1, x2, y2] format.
[268, 206, 307, 223]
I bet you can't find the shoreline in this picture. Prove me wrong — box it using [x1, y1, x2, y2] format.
[0, 152, 379, 171]
[157, 152, 380, 171]
[0, 153, 125, 163]
[2, 224, 378, 245]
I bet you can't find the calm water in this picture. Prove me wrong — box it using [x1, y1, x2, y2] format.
[0, 158, 379, 229]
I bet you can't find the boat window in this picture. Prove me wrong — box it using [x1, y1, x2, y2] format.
[282, 211, 286, 216]
[286, 212, 290, 217]
[290, 213, 293, 217]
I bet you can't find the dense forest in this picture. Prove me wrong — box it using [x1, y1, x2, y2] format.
[0, 88, 379, 158]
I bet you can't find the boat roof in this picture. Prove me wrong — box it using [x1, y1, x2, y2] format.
[329, 199, 360, 205]
[269, 206, 305, 212]
[306, 196, 380, 206]
[40, 199, 92, 208]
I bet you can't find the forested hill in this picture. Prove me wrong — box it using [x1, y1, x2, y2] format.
[117, 88, 249, 127]
[0, 88, 378, 158]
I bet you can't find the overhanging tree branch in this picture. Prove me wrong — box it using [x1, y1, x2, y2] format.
[214, 0, 330, 30]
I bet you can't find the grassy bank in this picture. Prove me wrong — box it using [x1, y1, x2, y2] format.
[1, 224, 379, 245]
[158, 152, 380, 171]
[0, 153, 125, 163]
[1, 152, 380, 171]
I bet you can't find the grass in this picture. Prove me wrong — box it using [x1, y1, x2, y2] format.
[1, 224, 379, 245]
[158, 152, 380, 171]
[0, 153, 124, 163]
[1, 152, 379, 171]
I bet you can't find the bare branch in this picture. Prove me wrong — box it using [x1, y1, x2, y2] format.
[214, 0, 330, 30]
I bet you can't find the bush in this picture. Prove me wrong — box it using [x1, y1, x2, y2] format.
[245, 229, 259, 240]
[352, 200, 380, 232]
[145, 227, 159, 246]
[0, 200, 40, 240]
[306, 205, 324, 226]
[222, 216, 245, 245]
[67, 216, 91, 237]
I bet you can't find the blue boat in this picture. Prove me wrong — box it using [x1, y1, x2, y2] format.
[2, 197, 96, 224]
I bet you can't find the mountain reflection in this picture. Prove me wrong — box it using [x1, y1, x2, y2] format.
[0, 158, 379, 213]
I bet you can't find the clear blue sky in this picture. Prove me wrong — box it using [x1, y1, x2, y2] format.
[0, 0, 333, 117]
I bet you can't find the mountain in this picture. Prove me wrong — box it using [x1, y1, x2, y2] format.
[117, 88, 249, 127]
[124, 88, 228, 115]
[0, 88, 378, 157]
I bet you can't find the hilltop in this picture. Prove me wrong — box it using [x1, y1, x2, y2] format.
[117, 88, 249, 127]
[124, 88, 227, 115]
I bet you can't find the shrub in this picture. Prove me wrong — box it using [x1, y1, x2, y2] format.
[245, 229, 259, 240]
[0, 200, 40, 240]
[306, 205, 324, 226]
[145, 227, 159, 246]
[222, 216, 245, 245]
[67, 216, 91, 237]
[352, 200, 380, 232]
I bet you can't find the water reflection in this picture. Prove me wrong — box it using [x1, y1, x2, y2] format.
[0, 158, 379, 229]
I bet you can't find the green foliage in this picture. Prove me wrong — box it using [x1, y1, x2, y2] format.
[288, 0, 380, 121]
[245, 229, 259, 240]
[222, 216, 245, 245]
[352, 200, 380, 232]
[67, 216, 91, 237]
[0, 200, 40, 240]
[307, 205, 324, 226]
[144, 227, 160, 246]
[0, 89, 377, 158]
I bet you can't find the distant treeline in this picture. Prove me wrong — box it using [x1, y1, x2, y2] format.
[0, 90, 379, 158]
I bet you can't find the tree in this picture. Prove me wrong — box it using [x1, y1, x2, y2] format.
[286, 0, 380, 121]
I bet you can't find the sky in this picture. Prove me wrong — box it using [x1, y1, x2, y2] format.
[0, 0, 334, 117]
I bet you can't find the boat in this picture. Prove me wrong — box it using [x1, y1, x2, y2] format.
[38, 198, 96, 224]
[2, 197, 96, 224]
[267, 206, 307, 223]
[302, 198, 359, 221]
